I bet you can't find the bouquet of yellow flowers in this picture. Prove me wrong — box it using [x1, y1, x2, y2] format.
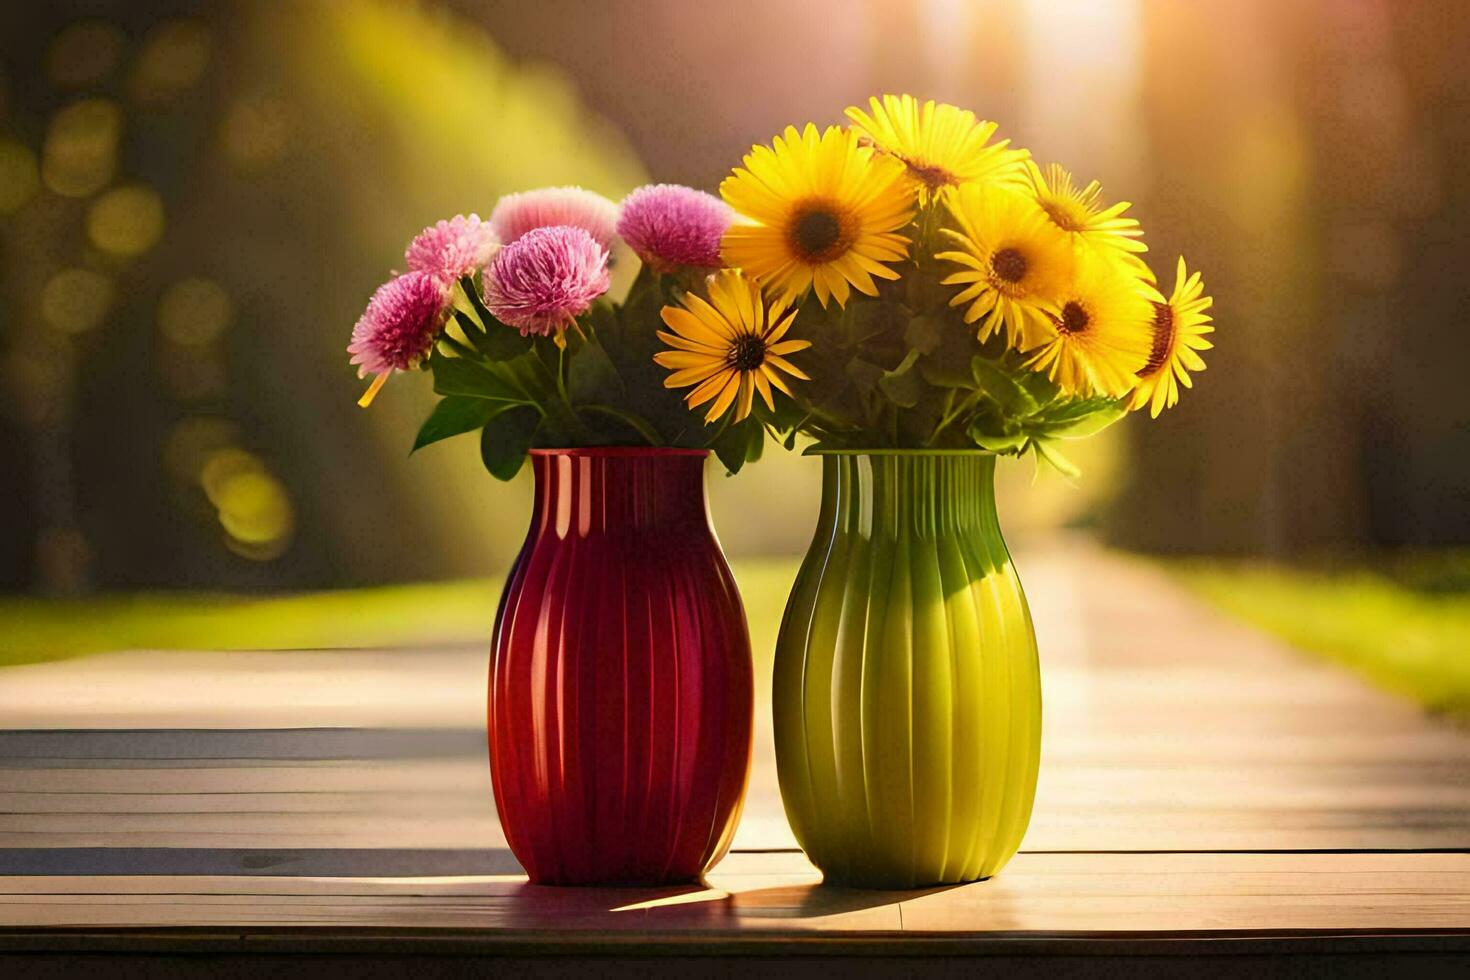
[347, 93, 1213, 477]
[660, 94, 1215, 474]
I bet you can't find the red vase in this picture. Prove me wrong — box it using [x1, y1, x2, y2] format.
[488, 447, 753, 885]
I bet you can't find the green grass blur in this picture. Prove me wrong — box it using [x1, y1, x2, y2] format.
[8, 556, 1469, 728]
[1178, 559, 1470, 722]
[0, 559, 801, 669]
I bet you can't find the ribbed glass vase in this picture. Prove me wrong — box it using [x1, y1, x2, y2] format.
[772, 451, 1041, 888]
[489, 448, 753, 885]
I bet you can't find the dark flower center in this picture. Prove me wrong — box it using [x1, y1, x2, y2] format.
[791, 208, 846, 262]
[1057, 301, 1091, 334]
[991, 247, 1028, 283]
[1139, 302, 1175, 376]
[1041, 201, 1081, 232]
[729, 334, 767, 372]
[903, 158, 955, 190]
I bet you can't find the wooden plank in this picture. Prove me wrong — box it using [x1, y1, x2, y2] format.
[0, 848, 524, 877]
[895, 852, 1470, 935]
[6, 743, 1467, 852]
[0, 728, 484, 763]
[0, 853, 1464, 937]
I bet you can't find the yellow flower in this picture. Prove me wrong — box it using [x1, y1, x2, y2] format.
[936, 183, 1075, 350]
[655, 268, 811, 424]
[1026, 161, 1146, 267]
[720, 124, 915, 308]
[1130, 256, 1214, 417]
[846, 94, 1030, 200]
[1024, 252, 1159, 398]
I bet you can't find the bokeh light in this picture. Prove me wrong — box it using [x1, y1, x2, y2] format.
[86, 184, 166, 257]
[41, 98, 121, 198]
[46, 21, 126, 89]
[215, 470, 294, 548]
[221, 95, 291, 174]
[40, 268, 115, 335]
[158, 277, 234, 347]
[201, 448, 267, 505]
[0, 138, 40, 213]
[199, 447, 294, 560]
[129, 19, 211, 105]
[163, 416, 242, 483]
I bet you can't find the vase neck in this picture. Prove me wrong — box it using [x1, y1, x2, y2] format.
[529, 451, 711, 536]
[819, 454, 1000, 537]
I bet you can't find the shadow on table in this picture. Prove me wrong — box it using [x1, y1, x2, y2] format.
[725, 882, 959, 920]
[496, 879, 954, 929]
[506, 878, 956, 924]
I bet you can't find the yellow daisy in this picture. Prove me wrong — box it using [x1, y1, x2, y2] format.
[720, 124, 915, 308]
[654, 268, 811, 424]
[1130, 256, 1214, 417]
[1024, 252, 1159, 398]
[935, 182, 1075, 350]
[1026, 161, 1147, 267]
[845, 94, 1029, 200]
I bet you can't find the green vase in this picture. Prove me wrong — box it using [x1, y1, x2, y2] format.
[773, 451, 1041, 888]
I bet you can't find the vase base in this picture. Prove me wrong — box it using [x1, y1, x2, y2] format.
[523, 874, 705, 888]
[818, 872, 993, 891]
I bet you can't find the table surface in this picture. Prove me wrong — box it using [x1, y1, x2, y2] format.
[2, 541, 1468, 964]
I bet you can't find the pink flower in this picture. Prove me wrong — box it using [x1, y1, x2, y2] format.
[347, 271, 450, 405]
[404, 214, 499, 283]
[482, 225, 610, 338]
[617, 184, 732, 270]
[489, 187, 619, 249]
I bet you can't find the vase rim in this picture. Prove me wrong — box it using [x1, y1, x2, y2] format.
[805, 448, 1000, 457]
[529, 446, 709, 458]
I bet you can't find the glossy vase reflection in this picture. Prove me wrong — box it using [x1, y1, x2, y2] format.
[773, 452, 1042, 888]
[489, 448, 753, 885]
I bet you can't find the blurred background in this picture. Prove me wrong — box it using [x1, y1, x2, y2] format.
[1, 0, 1467, 711]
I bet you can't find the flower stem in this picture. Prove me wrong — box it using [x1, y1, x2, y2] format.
[928, 390, 983, 445]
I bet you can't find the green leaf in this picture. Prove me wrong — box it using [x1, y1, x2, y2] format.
[579, 404, 663, 445]
[455, 276, 534, 360]
[588, 302, 620, 339]
[567, 336, 624, 404]
[834, 297, 900, 349]
[761, 395, 808, 431]
[918, 357, 973, 389]
[430, 351, 526, 401]
[456, 274, 496, 328]
[1039, 402, 1127, 440]
[878, 349, 923, 408]
[904, 315, 945, 355]
[1032, 438, 1081, 479]
[451, 309, 484, 340]
[845, 357, 884, 393]
[1019, 368, 1062, 407]
[971, 356, 1040, 416]
[1034, 395, 1114, 423]
[412, 396, 506, 453]
[479, 405, 540, 481]
[475, 322, 534, 361]
[919, 316, 982, 388]
[711, 417, 764, 475]
[970, 426, 1027, 454]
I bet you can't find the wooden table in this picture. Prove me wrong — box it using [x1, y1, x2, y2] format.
[2, 543, 1468, 973]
